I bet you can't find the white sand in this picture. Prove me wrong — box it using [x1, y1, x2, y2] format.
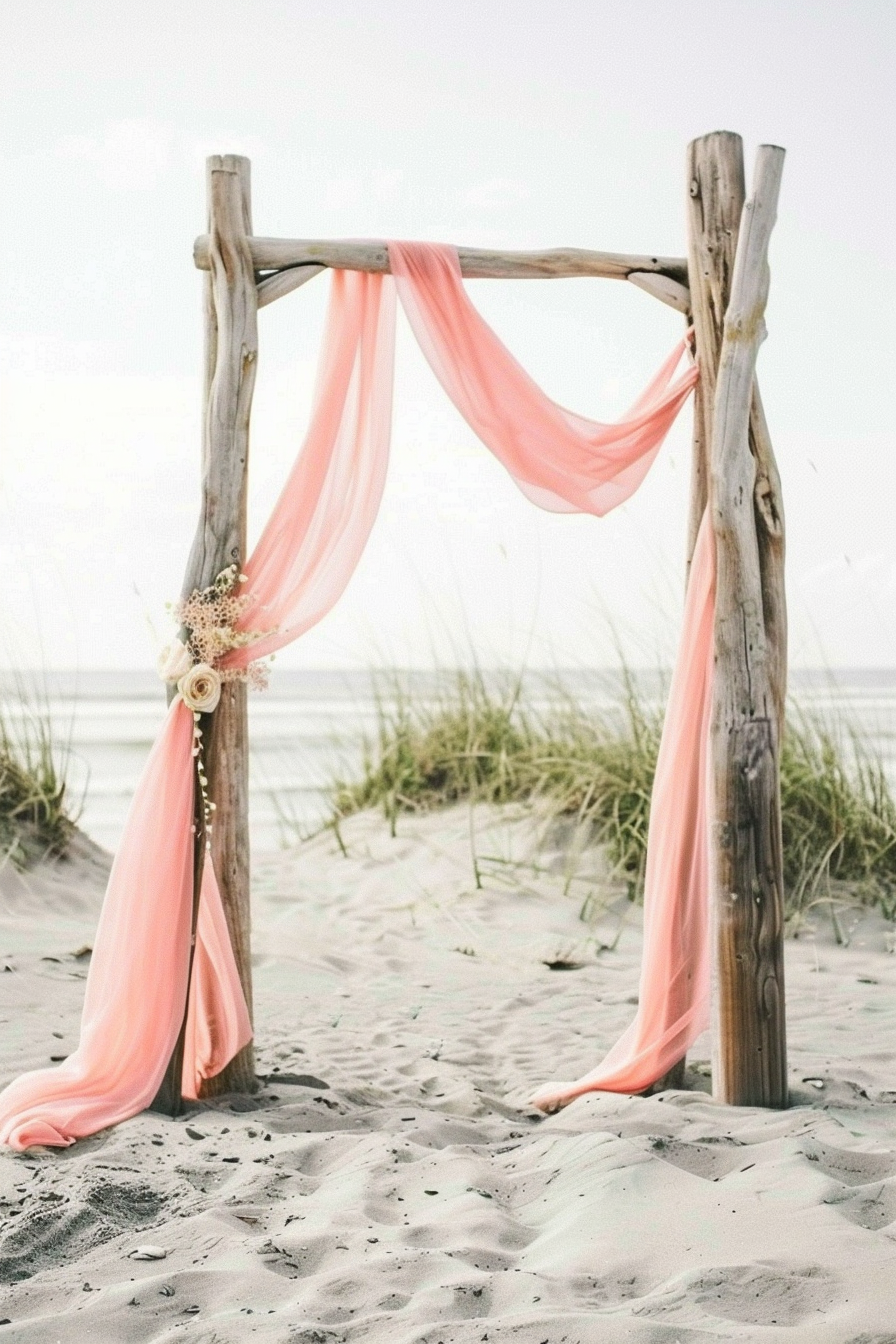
[2, 805, 896, 1342]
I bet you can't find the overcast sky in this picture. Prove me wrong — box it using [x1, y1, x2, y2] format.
[0, 1, 892, 672]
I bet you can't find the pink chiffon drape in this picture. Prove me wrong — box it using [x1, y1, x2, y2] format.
[389, 242, 710, 1110]
[0, 699, 196, 1149]
[224, 270, 397, 668]
[0, 270, 394, 1150]
[181, 856, 254, 1102]
[0, 242, 705, 1150]
[529, 511, 715, 1109]
[389, 243, 697, 518]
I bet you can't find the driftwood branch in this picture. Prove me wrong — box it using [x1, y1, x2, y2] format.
[627, 271, 691, 313]
[255, 256, 690, 314]
[196, 235, 688, 301]
[709, 143, 787, 1109]
[195, 235, 688, 282]
[257, 263, 326, 309]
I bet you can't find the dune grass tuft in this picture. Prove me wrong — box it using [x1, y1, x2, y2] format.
[329, 670, 896, 921]
[0, 680, 77, 867]
[780, 710, 896, 923]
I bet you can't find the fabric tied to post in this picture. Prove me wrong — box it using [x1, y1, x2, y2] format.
[0, 242, 705, 1150]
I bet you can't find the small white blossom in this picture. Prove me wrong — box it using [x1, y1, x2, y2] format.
[157, 640, 192, 684]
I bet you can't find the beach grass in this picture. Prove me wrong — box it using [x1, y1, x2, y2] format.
[781, 709, 896, 926]
[328, 669, 896, 922]
[0, 676, 77, 867]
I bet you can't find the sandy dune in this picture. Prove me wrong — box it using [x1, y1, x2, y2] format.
[2, 806, 896, 1341]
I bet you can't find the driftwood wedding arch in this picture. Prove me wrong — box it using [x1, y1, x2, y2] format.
[156, 130, 787, 1115]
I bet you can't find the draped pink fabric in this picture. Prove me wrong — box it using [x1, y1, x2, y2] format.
[225, 269, 396, 667]
[181, 857, 254, 1102]
[0, 242, 705, 1150]
[389, 242, 710, 1108]
[0, 699, 196, 1149]
[389, 243, 697, 518]
[529, 511, 715, 1109]
[0, 269, 393, 1150]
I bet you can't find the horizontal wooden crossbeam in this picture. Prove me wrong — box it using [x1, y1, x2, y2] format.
[193, 236, 692, 313]
[193, 235, 688, 280]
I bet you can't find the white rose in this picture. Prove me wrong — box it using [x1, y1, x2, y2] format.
[158, 639, 192, 684]
[178, 663, 222, 714]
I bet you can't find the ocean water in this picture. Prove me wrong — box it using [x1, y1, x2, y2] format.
[1, 668, 894, 854]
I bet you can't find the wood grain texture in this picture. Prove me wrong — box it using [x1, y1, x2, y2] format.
[152, 155, 258, 1112]
[685, 132, 746, 571]
[195, 234, 689, 287]
[184, 157, 257, 599]
[709, 144, 787, 1109]
[750, 385, 787, 735]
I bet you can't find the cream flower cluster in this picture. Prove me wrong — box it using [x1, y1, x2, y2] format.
[157, 564, 274, 712]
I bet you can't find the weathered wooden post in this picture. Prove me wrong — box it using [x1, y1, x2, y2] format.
[647, 134, 746, 1098]
[686, 133, 788, 1107]
[154, 154, 257, 1111]
[708, 144, 788, 1107]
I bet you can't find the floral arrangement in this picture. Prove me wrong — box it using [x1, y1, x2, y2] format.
[157, 564, 273, 713]
[156, 565, 274, 848]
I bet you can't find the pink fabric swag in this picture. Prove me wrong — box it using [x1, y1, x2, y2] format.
[0, 242, 706, 1149]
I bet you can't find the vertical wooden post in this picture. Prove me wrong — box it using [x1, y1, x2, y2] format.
[709, 145, 788, 1108]
[195, 154, 257, 1096]
[644, 133, 746, 1099]
[686, 132, 788, 1107]
[153, 155, 258, 1112]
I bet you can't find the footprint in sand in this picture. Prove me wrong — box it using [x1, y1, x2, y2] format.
[0, 1179, 166, 1284]
[688, 1261, 832, 1328]
[802, 1140, 896, 1231]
